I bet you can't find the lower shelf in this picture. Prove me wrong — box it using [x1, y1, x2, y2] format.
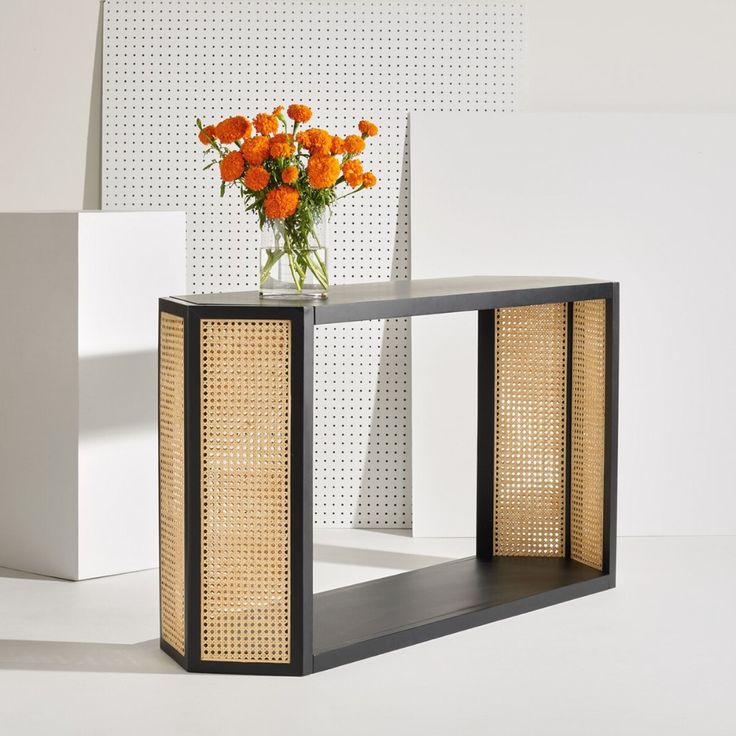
[313, 556, 611, 672]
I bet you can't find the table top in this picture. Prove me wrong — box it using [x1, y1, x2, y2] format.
[172, 275, 616, 324]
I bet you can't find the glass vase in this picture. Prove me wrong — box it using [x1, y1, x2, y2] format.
[259, 217, 329, 298]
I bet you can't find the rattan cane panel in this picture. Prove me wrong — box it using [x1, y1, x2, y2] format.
[571, 300, 606, 571]
[493, 304, 567, 557]
[159, 313, 186, 655]
[200, 319, 291, 663]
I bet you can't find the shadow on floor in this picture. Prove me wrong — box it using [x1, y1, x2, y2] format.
[0, 638, 183, 674]
[0, 567, 58, 581]
[313, 544, 455, 570]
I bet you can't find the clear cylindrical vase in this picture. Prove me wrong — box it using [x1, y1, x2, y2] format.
[259, 217, 329, 298]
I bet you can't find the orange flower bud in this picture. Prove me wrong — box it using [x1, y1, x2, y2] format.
[343, 135, 365, 155]
[240, 136, 270, 166]
[244, 166, 270, 191]
[219, 151, 245, 181]
[254, 113, 279, 136]
[282, 165, 299, 184]
[198, 125, 217, 145]
[342, 159, 364, 188]
[307, 155, 341, 189]
[214, 116, 251, 144]
[358, 120, 379, 137]
[287, 104, 313, 123]
[264, 186, 299, 219]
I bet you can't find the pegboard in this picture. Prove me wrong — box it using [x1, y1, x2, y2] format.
[102, 0, 523, 527]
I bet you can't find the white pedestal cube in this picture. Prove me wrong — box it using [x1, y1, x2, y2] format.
[0, 211, 186, 579]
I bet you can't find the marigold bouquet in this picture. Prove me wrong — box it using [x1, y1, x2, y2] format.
[197, 104, 378, 295]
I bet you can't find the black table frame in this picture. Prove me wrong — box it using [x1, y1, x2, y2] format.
[159, 276, 619, 676]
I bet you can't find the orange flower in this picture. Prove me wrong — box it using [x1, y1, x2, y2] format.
[219, 151, 245, 181]
[343, 135, 365, 155]
[269, 133, 295, 159]
[240, 135, 270, 165]
[287, 104, 313, 123]
[282, 165, 299, 184]
[342, 158, 364, 188]
[358, 120, 379, 137]
[362, 171, 377, 188]
[307, 155, 341, 189]
[297, 128, 333, 155]
[198, 125, 217, 145]
[214, 115, 251, 144]
[331, 135, 346, 155]
[253, 112, 279, 136]
[244, 165, 270, 191]
[264, 186, 299, 219]
[295, 131, 308, 148]
[272, 105, 284, 116]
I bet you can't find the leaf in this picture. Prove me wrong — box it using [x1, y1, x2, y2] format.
[220, 181, 226, 197]
[203, 160, 217, 170]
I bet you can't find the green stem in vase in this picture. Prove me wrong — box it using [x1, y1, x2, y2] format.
[286, 252, 301, 291]
[305, 249, 329, 291]
[283, 228, 305, 291]
[303, 219, 328, 290]
[260, 247, 282, 287]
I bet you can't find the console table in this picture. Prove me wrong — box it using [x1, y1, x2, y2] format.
[158, 276, 619, 675]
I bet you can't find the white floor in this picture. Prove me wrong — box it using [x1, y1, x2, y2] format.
[0, 532, 734, 735]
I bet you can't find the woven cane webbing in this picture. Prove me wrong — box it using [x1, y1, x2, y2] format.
[570, 300, 606, 571]
[200, 319, 292, 663]
[159, 313, 186, 655]
[493, 303, 568, 557]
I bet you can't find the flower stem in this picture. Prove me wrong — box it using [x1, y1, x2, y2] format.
[259, 248, 282, 287]
[335, 184, 365, 201]
[305, 250, 329, 291]
[283, 229, 304, 290]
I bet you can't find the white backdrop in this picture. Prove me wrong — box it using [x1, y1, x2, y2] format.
[0, 212, 185, 579]
[412, 112, 736, 537]
[102, 0, 523, 527]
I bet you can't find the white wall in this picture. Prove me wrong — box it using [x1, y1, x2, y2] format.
[521, 0, 736, 113]
[2, 0, 735, 214]
[0, 0, 102, 211]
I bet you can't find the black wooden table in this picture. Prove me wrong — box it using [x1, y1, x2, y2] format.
[158, 276, 619, 675]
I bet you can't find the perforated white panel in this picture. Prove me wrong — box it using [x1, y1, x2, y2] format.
[103, 0, 523, 527]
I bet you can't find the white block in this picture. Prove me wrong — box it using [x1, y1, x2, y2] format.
[410, 112, 736, 538]
[0, 211, 186, 579]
